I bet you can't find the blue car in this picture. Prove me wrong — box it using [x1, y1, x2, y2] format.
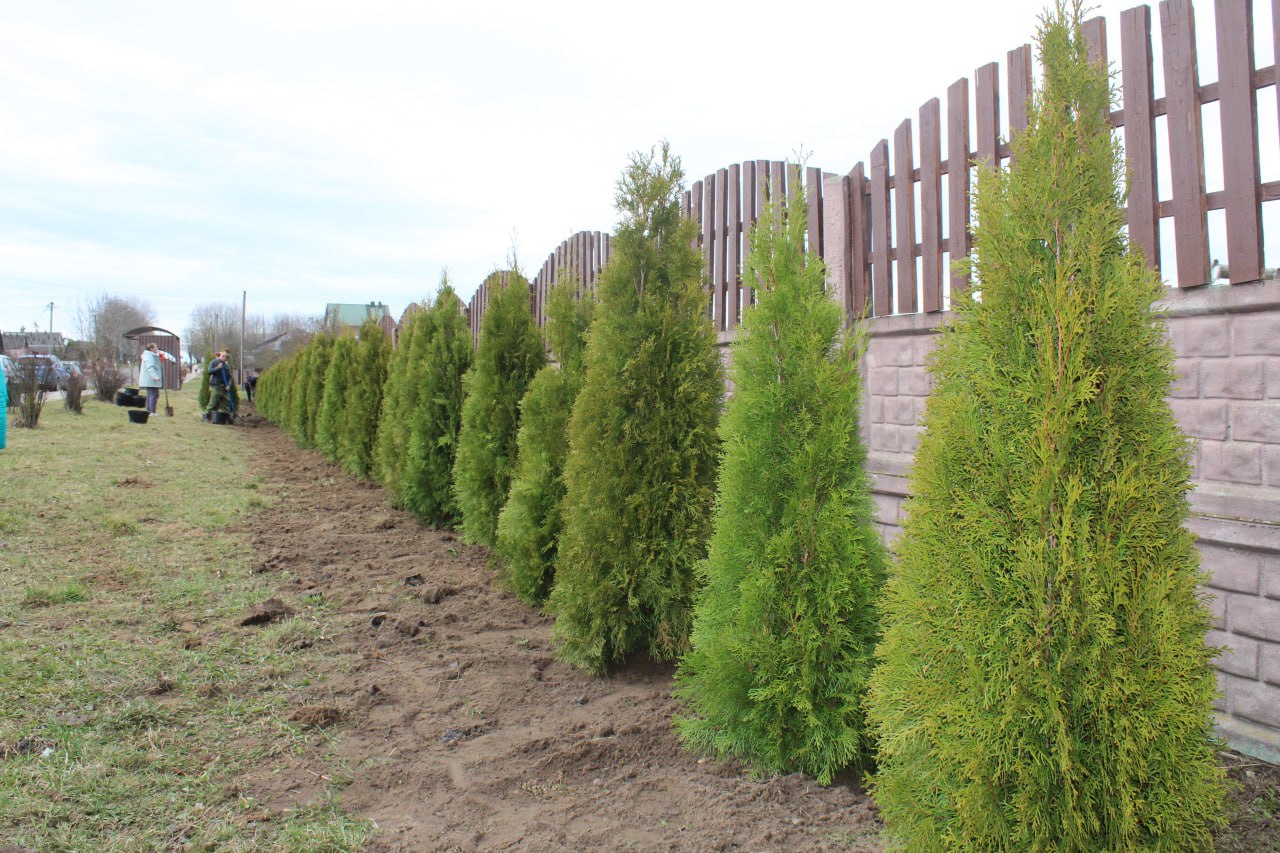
[15, 354, 70, 392]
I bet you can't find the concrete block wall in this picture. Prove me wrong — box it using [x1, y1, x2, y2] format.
[859, 279, 1280, 762]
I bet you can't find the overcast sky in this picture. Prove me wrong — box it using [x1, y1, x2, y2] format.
[1, 0, 1273, 343]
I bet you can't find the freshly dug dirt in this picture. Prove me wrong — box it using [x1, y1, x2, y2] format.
[236, 424, 882, 851]
[234, 420, 1279, 852]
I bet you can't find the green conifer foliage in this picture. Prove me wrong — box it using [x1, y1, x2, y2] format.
[548, 143, 722, 674]
[281, 346, 307, 441]
[374, 303, 426, 497]
[315, 333, 356, 461]
[337, 319, 391, 479]
[866, 6, 1225, 848]
[495, 278, 595, 604]
[198, 350, 212, 410]
[258, 357, 283, 421]
[402, 286, 473, 526]
[674, 182, 885, 784]
[298, 334, 334, 447]
[452, 270, 546, 545]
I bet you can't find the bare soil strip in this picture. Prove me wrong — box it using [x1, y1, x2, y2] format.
[236, 420, 883, 852]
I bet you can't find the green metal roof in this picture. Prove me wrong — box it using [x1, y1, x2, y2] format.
[323, 302, 391, 328]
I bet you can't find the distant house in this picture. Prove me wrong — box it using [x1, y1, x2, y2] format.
[322, 302, 392, 334]
[0, 330, 65, 355]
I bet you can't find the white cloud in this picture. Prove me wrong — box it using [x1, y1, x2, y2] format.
[0, 0, 1274, 339]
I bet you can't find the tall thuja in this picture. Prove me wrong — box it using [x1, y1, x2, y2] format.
[866, 5, 1225, 849]
[297, 334, 334, 447]
[285, 344, 312, 442]
[548, 143, 722, 674]
[675, 182, 884, 784]
[337, 319, 391, 479]
[402, 285, 473, 526]
[452, 269, 546, 545]
[197, 350, 212, 410]
[495, 277, 595, 604]
[315, 333, 356, 461]
[374, 303, 427, 497]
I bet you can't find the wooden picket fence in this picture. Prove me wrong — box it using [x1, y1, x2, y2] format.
[465, 0, 1278, 340]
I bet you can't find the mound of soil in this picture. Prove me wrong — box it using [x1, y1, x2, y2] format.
[237, 425, 882, 851]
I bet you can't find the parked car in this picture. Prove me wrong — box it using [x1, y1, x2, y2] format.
[15, 354, 70, 392]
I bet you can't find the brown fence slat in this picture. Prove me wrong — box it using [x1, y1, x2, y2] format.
[714, 167, 729, 332]
[1216, 0, 1264, 283]
[919, 98, 944, 312]
[770, 160, 786, 222]
[727, 163, 742, 331]
[750, 159, 769, 306]
[1083, 15, 1108, 65]
[1122, 6, 1161, 268]
[703, 172, 717, 318]
[783, 160, 799, 212]
[806, 165, 824, 257]
[850, 162, 871, 318]
[1007, 44, 1033, 144]
[947, 77, 971, 297]
[572, 232, 581, 298]
[870, 140, 893, 316]
[894, 119, 918, 314]
[975, 61, 1001, 169]
[1161, 0, 1210, 287]
[691, 179, 703, 253]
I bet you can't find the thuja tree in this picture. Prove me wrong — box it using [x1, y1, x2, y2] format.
[298, 334, 334, 447]
[197, 350, 212, 410]
[495, 277, 595, 604]
[315, 333, 356, 460]
[375, 302, 427, 498]
[548, 143, 722, 674]
[675, 183, 885, 784]
[452, 270, 546, 545]
[284, 342, 312, 443]
[402, 285, 473, 526]
[866, 5, 1225, 849]
[337, 319, 391, 479]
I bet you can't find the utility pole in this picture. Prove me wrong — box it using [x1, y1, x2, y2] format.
[48, 302, 54, 339]
[240, 290, 246, 388]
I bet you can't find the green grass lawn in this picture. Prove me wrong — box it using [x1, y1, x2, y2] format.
[0, 392, 373, 851]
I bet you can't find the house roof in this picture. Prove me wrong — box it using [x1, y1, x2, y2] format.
[324, 302, 391, 329]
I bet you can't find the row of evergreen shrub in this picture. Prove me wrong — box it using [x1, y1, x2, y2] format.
[255, 6, 1226, 845]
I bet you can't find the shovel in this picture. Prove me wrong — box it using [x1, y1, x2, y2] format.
[164, 387, 174, 417]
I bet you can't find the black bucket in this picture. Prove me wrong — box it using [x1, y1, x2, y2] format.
[114, 391, 130, 406]
[127, 410, 150, 424]
[210, 411, 231, 425]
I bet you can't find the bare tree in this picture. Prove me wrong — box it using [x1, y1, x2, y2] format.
[75, 294, 154, 364]
[184, 303, 242, 362]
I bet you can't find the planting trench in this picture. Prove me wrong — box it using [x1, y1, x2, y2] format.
[228, 416, 1278, 852]
[231, 418, 883, 852]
